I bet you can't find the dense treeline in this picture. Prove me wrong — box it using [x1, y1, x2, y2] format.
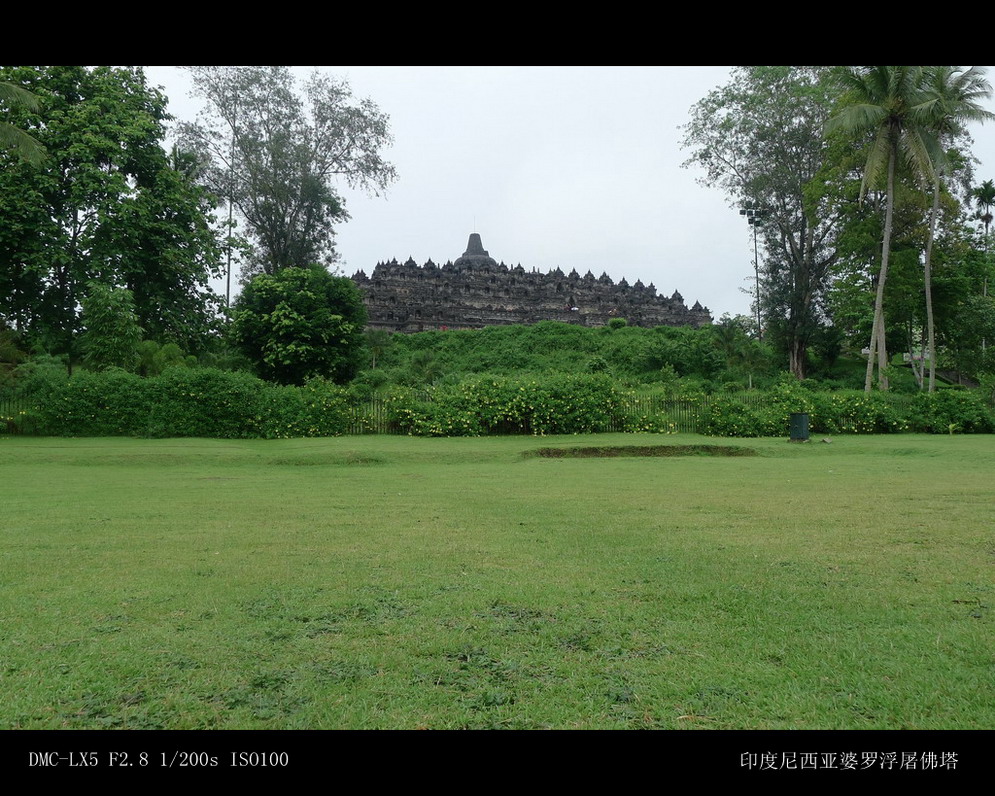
[3, 66, 995, 440]
[5, 358, 993, 438]
[1, 66, 377, 388]
[683, 66, 995, 389]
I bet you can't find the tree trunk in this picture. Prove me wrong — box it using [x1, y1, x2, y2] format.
[868, 148, 896, 392]
[788, 224, 817, 382]
[864, 302, 878, 393]
[924, 174, 940, 392]
[789, 337, 806, 380]
[907, 320, 923, 389]
[876, 309, 889, 390]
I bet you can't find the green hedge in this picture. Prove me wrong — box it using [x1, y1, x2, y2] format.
[142, 368, 263, 438]
[699, 384, 990, 437]
[8, 365, 994, 439]
[19, 367, 356, 438]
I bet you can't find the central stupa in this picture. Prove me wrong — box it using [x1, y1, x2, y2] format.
[452, 233, 497, 269]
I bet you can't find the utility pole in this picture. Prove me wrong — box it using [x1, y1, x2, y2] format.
[739, 204, 766, 342]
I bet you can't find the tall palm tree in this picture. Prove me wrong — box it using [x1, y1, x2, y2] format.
[828, 66, 938, 392]
[920, 67, 994, 392]
[0, 81, 45, 165]
[364, 328, 392, 370]
[972, 178, 995, 240]
[971, 178, 995, 354]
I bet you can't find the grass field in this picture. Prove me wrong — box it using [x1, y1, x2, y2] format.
[1, 433, 992, 729]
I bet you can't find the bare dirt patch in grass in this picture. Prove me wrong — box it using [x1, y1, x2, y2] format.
[524, 445, 758, 459]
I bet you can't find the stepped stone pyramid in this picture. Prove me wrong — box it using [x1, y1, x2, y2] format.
[351, 233, 711, 333]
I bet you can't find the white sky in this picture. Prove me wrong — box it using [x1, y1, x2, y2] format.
[144, 66, 995, 321]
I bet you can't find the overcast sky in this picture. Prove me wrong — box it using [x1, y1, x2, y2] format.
[144, 66, 995, 322]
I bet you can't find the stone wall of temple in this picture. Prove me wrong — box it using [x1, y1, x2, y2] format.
[350, 234, 712, 333]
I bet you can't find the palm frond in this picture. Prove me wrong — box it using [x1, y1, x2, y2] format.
[0, 80, 41, 112]
[0, 79, 46, 164]
[917, 66, 995, 133]
[0, 122, 45, 165]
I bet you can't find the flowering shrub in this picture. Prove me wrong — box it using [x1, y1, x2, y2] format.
[620, 412, 678, 434]
[375, 374, 625, 436]
[252, 380, 356, 439]
[765, 377, 821, 430]
[907, 390, 995, 433]
[618, 396, 678, 433]
[700, 396, 782, 437]
[499, 375, 622, 434]
[378, 385, 431, 435]
[298, 380, 356, 436]
[813, 390, 908, 434]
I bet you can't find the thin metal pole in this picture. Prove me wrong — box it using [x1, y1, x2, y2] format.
[226, 98, 237, 311]
[753, 223, 761, 342]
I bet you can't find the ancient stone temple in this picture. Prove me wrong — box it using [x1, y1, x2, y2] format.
[351, 233, 711, 333]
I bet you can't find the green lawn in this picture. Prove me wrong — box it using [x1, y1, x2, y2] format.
[1, 433, 991, 729]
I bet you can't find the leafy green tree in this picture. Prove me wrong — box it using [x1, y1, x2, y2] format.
[79, 283, 143, 372]
[230, 264, 367, 385]
[946, 294, 995, 376]
[0, 66, 224, 361]
[682, 67, 843, 379]
[928, 230, 995, 379]
[177, 66, 397, 280]
[919, 67, 994, 391]
[828, 66, 938, 392]
[711, 314, 773, 388]
[628, 325, 724, 381]
[407, 349, 444, 386]
[0, 326, 28, 387]
[136, 340, 191, 377]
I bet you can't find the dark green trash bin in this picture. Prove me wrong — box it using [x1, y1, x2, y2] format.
[789, 412, 809, 442]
